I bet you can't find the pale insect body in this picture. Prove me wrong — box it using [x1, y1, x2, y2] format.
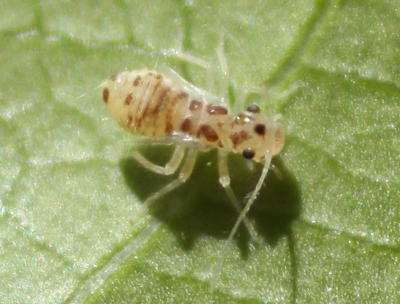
[101, 69, 284, 241]
[102, 70, 284, 161]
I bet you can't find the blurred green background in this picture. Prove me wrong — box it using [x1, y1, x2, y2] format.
[0, 0, 399, 303]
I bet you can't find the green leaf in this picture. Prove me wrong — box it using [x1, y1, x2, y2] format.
[1, 0, 399, 303]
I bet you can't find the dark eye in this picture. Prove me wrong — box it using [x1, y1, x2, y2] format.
[254, 124, 266, 135]
[246, 104, 260, 113]
[242, 148, 255, 159]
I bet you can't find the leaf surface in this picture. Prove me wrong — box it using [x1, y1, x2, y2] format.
[0, 0, 399, 303]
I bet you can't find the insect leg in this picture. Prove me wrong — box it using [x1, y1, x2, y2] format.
[144, 149, 198, 205]
[217, 151, 259, 240]
[173, 28, 211, 70]
[227, 151, 272, 243]
[171, 35, 226, 102]
[131, 137, 174, 148]
[162, 67, 223, 105]
[132, 145, 185, 175]
[173, 51, 210, 71]
[216, 31, 229, 95]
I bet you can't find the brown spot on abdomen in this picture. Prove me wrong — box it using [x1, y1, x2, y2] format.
[151, 88, 171, 116]
[127, 114, 133, 126]
[102, 88, 109, 103]
[177, 91, 188, 99]
[140, 80, 162, 123]
[124, 93, 133, 105]
[198, 124, 219, 142]
[163, 91, 181, 133]
[133, 76, 142, 86]
[207, 104, 228, 115]
[165, 121, 173, 134]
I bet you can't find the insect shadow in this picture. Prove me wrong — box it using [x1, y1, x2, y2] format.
[120, 145, 301, 258]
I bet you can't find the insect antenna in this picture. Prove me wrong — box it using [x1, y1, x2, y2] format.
[226, 151, 272, 243]
[210, 152, 273, 286]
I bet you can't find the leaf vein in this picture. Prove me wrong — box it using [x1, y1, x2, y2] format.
[288, 135, 400, 186]
[266, 0, 332, 86]
[299, 219, 400, 253]
[64, 218, 161, 304]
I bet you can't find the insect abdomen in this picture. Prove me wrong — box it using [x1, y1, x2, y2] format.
[103, 70, 194, 137]
[132, 72, 190, 136]
[103, 70, 231, 146]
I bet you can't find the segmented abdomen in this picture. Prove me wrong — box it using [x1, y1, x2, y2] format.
[129, 71, 189, 136]
[103, 70, 231, 148]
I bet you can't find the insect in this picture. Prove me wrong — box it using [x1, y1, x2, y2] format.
[101, 69, 284, 242]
